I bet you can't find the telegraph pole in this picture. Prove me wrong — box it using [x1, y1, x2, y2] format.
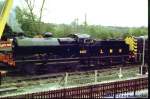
[140, 36, 145, 75]
[84, 13, 87, 33]
[76, 18, 79, 32]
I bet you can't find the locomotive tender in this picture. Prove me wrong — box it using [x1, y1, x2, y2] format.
[0, 33, 147, 74]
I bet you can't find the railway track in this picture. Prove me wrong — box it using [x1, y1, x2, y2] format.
[0, 64, 143, 91]
[1, 60, 142, 75]
[1, 64, 140, 83]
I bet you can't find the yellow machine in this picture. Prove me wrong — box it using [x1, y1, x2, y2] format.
[0, 0, 13, 39]
[0, 0, 14, 67]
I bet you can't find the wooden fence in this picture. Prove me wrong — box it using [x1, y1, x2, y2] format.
[1, 77, 148, 99]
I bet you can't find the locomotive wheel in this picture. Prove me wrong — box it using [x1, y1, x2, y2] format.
[19, 63, 36, 75]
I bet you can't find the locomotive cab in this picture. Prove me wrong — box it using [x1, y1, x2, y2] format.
[68, 33, 94, 44]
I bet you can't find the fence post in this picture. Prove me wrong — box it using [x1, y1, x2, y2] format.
[90, 86, 93, 98]
[133, 80, 136, 96]
[102, 84, 104, 98]
[63, 89, 66, 98]
[114, 83, 116, 99]
[0, 71, 1, 86]
[94, 70, 97, 83]
[65, 72, 68, 86]
[118, 67, 123, 79]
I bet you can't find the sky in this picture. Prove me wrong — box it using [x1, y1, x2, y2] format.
[12, 0, 148, 27]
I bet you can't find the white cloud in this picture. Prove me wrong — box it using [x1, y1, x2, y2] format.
[13, 0, 148, 27]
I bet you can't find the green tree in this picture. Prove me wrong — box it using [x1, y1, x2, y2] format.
[15, 5, 148, 38]
[15, 6, 39, 36]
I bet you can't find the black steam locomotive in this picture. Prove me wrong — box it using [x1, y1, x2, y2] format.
[0, 33, 148, 74]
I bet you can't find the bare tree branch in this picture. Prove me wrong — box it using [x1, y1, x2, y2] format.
[24, 0, 35, 22]
[39, 0, 46, 32]
[24, 0, 46, 33]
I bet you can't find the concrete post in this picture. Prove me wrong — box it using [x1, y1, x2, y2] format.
[65, 72, 68, 86]
[94, 70, 98, 83]
[118, 67, 123, 79]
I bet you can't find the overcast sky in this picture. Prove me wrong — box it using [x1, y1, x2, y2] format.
[13, 0, 148, 27]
